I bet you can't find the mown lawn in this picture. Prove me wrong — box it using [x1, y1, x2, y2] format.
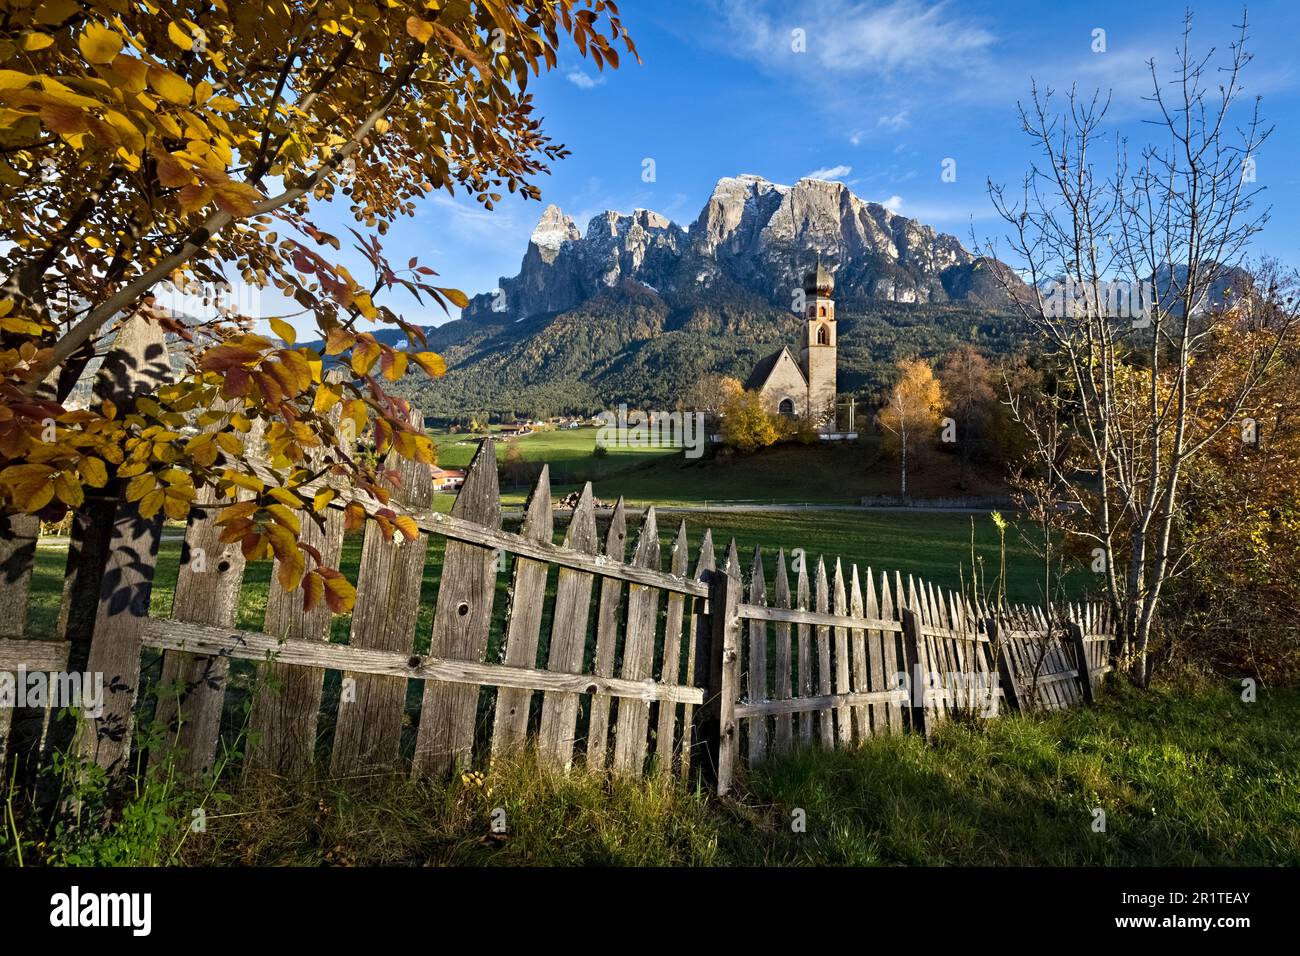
[434, 426, 1007, 506]
[39, 680, 1294, 867]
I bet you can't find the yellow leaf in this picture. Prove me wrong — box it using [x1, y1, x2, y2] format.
[267, 503, 301, 535]
[0, 71, 34, 91]
[125, 473, 155, 502]
[163, 486, 195, 520]
[265, 521, 297, 562]
[352, 292, 378, 320]
[322, 574, 356, 614]
[110, 55, 148, 93]
[167, 21, 193, 51]
[270, 316, 296, 345]
[268, 486, 302, 509]
[20, 33, 55, 52]
[351, 338, 380, 376]
[139, 488, 165, 518]
[312, 383, 341, 415]
[208, 95, 238, 112]
[147, 66, 192, 105]
[79, 23, 124, 65]
[313, 488, 335, 512]
[177, 183, 213, 213]
[393, 515, 419, 541]
[406, 16, 434, 43]
[277, 546, 306, 592]
[78, 457, 108, 488]
[412, 351, 447, 378]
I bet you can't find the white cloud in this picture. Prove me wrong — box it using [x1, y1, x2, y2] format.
[719, 0, 995, 77]
[565, 69, 604, 90]
[881, 194, 905, 212]
[877, 108, 910, 131]
[805, 164, 852, 181]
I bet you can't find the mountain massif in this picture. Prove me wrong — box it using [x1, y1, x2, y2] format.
[400, 175, 1030, 418]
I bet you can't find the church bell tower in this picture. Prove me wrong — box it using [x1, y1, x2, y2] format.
[799, 258, 837, 426]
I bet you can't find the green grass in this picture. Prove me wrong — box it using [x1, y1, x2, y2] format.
[433, 426, 1007, 507]
[433, 426, 677, 483]
[156, 681, 1299, 866]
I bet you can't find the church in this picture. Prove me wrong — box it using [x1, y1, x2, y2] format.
[744, 259, 838, 426]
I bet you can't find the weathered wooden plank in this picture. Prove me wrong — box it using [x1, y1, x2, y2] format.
[879, 571, 903, 733]
[831, 560, 852, 747]
[0, 514, 38, 636]
[0, 641, 70, 671]
[922, 580, 949, 720]
[536, 484, 599, 770]
[488, 468, 554, 760]
[246, 372, 350, 776]
[771, 550, 793, 756]
[848, 566, 869, 741]
[745, 546, 769, 765]
[653, 522, 690, 776]
[612, 509, 663, 776]
[150, 485, 250, 776]
[704, 541, 741, 796]
[862, 569, 885, 736]
[814, 558, 833, 748]
[1, 639, 69, 770]
[152, 408, 262, 777]
[412, 440, 502, 777]
[736, 686, 918, 718]
[987, 616, 1020, 714]
[0, 511, 39, 776]
[683, 529, 714, 781]
[329, 406, 434, 776]
[736, 603, 901, 631]
[796, 559, 812, 747]
[900, 606, 929, 737]
[141, 620, 703, 705]
[583, 498, 627, 772]
[940, 588, 965, 712]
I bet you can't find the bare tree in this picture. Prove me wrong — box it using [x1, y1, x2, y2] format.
[983, 11, 1296, 685]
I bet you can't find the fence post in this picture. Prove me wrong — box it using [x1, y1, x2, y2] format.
[900, 606, 929, 738]
[1068, 619, 1096, 704]
[66, 314, 172, 778]
[697, 562, 740, 796]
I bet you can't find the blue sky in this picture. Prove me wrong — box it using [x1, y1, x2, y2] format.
[298, 0, 1300, 331]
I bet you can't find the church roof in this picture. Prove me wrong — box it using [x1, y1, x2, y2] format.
[745, 345, 806, 391]
[803, 259, 835, 296]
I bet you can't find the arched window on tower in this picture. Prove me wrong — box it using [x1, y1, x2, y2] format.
[778, 397, 796, 418]
[816, 325, 829, 345]
[819, 306, 827, 317]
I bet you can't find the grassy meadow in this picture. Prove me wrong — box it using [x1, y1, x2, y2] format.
[432, 426, 1008, 506]
[27, 681, 1298, 866]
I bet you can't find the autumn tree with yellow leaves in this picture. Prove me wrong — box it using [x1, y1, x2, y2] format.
[0, 0, 636, 611]
[876, 358, 943, 498]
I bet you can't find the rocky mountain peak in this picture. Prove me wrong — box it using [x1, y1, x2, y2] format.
[461, 174, 1024, 323]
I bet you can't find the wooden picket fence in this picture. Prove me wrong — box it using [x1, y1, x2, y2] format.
[0, 320, 1118, 798]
